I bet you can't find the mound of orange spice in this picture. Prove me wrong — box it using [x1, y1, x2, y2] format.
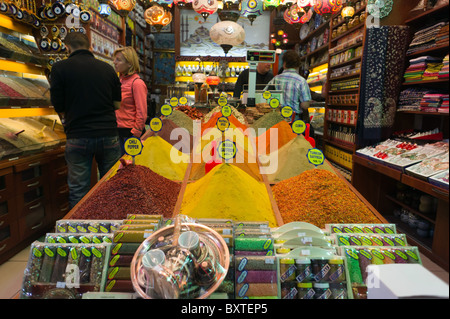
[272, 169, 380, 228]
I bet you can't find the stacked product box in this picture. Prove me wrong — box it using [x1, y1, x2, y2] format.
[325, 223, 422, 299]
[272, 222, 350, 299]
[324, 144, 353, 170]
[196, 218, 235, 299]
[105, 215, 163, 293]
[19, 219, 121, 299]
[429, 169, 449, 190]
[234, 221, 277, 299]
[405, 151, 449, 181]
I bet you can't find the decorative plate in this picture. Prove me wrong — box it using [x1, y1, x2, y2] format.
[300, 23, 310, 40]
[367, 0, 394, 19]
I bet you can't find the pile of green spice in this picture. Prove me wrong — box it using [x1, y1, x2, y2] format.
[250, 111, 285, 132]
[166, 110, 195, 135]
[272, 169, 381, 228]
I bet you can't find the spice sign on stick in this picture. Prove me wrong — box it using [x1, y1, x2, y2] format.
[216, 116, 230, 132]
[281, 106, 293, 119]
[307, 148, 325, 167]
[221, 105, 232, 118]
[269, 98, 280, 110]
[169, 97, 179, 107]
[292, 120, 306, 135]
[160, 104, 173, 117]
[124, 137, 143, 165]
[150, 117, 163, 134]
[263, 90, 272, 101]
[218, 96, 228, 107]
[179, 96, 188, 105]
[217, 139, 237, 160]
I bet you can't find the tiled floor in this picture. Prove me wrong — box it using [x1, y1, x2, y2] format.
[0, 243, 448, 299]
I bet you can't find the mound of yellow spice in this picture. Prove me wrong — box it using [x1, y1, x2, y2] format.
[181, 164, 278, 227]
[272, 169, 380, 228]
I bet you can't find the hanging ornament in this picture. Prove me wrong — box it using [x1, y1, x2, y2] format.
[341, 1, 355, 21]
[173, 0, 189, 6]
[281, 0, 297, 8]
[284, 4, 304, 24]
[145, 4, 173, 32]
[367, 0, 394, 19]
[263, 0, 280, 10]
[297, 0, 312, 12]
[223, 0, 239, 9]
[98, 3, 112, 18]
[156, 0, 174, 7]
[111, 0, 136, 17]
[210, 20, 246, 55]
[239, 0, 264, 25]
[299, 6, 313, 23]
[313, 0, 342, 19]
[192, 0, 219, 21]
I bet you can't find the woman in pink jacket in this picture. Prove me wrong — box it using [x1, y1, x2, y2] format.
[113, 46, 148, 155]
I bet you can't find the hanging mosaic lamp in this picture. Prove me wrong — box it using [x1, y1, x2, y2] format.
[193, 0, 219, 21]
[239, 0, 264, 25]
[112, 0, 136, 17]
[284, 4, 304, 24]
[156, 0, 174, 8]
[367, 0, 394, 19]
[313, 0, 342, 19]
[341, 1, 355, 21]
[173, 0, 189, 6]
[98, 3, 112, 18]
[223, 0, 239, 9]
[297, 0, 313, 12]
[263, 0, 280, 10]
[210, 20, 246, 55]
[299, 6, 313, 23]
[281, 0, 297, 8]
[145, 3, 173, 32]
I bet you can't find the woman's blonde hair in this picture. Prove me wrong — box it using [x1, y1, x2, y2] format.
[113, 46, 140, 75]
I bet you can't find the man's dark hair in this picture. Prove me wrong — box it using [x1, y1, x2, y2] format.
[282, 50, 301, 69]
[64, 32, 90, 51]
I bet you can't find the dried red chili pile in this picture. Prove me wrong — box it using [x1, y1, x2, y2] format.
[175, 105, 204, 120]
[70, 165, 181, 219]
[272, 169, 380, 228]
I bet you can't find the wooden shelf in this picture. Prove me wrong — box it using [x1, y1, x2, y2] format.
[404, 3, 450, 25]
[329, 56, 362, 69]
[397, 110, 449, 116]
[385, 194, 436, 224]
[326, 156, 353, 172]
[330, 41, 364, 56]
[327, 120, 357, 127]
[331, 5, 367, 30]
[330, 22, 365, 44]
[402, 78, 449, 86]
[300, 43, 329, 61]
[330, 72, 361, 82]
[328, 104, 359, 108]
[406, 44, 449, 58]
[325, 138, 355, 152]
[401, 174, 449, 202]
[353, 154, 403, 181]
[329, 87, 359, 94]
[309, 60, 329, 70]
[386, 215, 434, 251]
[299, 21, 330, 46]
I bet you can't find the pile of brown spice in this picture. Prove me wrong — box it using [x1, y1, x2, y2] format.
[70, 165, 181, 219]
[272, 169, 381, 228]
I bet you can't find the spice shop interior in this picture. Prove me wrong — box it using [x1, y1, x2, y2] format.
[0, 0, 449, 300]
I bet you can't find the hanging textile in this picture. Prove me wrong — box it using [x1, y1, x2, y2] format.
[356, 25, 410, 148]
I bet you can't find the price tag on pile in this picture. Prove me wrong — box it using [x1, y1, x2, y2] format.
[291, 120, 306, 135]
[124, 137, 143, 164]
[179, 96, 188, 105]
[307, 148, 325, 167]
[281, 106, 293, 119]
[269, 98, 280, 109]
[160, 104, 173, 117]
[170, 97, 179, 107]
[263, 91, 271, 100]
[216, 116, 230, 132]
[217, 139, 237, 160]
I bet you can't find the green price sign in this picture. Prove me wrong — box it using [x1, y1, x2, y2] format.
[150, 117, 163, 132]
[307, 148, 325, 167]
[169, 97, 179, 107]
[281, 106, 293, 118]
[292, 120, 306, 135]
[179, 96, 187, 105]
[218, 96, 228, 107]
[216, 116, 230, 132]
[269, 98, 280, 109]
[160, 104, 173, 116]
[263, 91, 272, 100]
[217, 139, 237, 160]
[221, 105, 232, 117]
[124, 137, 143, 157]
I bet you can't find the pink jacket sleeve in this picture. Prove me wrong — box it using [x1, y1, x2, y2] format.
[131, 79, 148, 137]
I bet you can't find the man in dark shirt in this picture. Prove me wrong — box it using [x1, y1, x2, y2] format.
[50, 32, 122, 209]
[233, 62, 274, 98]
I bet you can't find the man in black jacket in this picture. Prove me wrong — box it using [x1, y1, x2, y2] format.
[233, 62, 274, 98]
[50, 32, 122, 209]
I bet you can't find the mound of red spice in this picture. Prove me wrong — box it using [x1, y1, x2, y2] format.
[272, 169, 381, 228]
[70, 164, 181, 219]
